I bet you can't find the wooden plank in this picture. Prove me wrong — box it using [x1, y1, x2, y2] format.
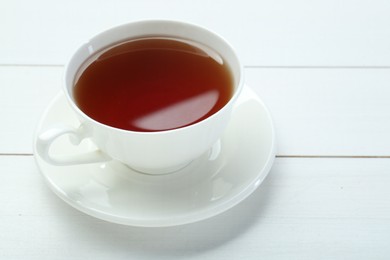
[1, 66, 390, 155]
[1, 0, 390, 66]
[1, 156, 389, 259]
[246, 68, 390, 156]
[0, 66, 61, 153]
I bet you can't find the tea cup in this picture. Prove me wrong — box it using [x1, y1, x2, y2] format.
[36, 20, 244, 174]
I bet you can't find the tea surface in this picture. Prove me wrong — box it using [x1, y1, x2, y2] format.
[74, 37, 233, 131]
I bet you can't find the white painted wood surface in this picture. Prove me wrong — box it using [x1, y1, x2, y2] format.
[1, 157, 390, 259]
[1, 0, 390, 259]
[1, 0, 390, 66]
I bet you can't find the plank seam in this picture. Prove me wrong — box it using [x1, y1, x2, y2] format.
[1, 154, 390, 158]
[276, 155, 390, 159]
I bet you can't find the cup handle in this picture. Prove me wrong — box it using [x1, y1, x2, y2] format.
[36, 124, 111, 165]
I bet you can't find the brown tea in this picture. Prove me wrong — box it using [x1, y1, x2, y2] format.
[74, 37, 233, 132]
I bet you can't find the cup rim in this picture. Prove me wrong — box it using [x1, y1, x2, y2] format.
[63, 19, 244, 135]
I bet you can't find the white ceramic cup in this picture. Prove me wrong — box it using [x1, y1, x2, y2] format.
[36, 20, 244, 174]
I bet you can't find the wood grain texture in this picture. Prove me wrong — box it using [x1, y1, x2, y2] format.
[1, 0, 390, 66]
[1, 156, 389, 259]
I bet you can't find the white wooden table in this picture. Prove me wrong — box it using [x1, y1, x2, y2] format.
[2, 0, 390, 259]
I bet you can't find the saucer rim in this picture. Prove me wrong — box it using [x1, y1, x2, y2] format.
[33, 85, 276, 227]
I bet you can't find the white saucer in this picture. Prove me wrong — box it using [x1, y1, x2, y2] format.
[34, 85, 276, 227]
